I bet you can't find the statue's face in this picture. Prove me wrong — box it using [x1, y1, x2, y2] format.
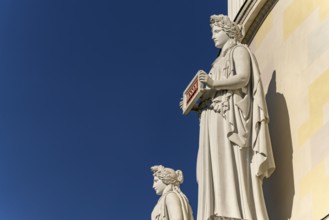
[212, 26, 230, 49]
[153, 176, 167, 195]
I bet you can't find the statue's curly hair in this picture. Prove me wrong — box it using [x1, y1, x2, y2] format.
[210, 14, 244, 41]
[151, 165, 184, 186]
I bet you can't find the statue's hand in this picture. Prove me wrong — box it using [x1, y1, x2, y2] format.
[180, 97, 199, 112]
[179, 97, 184, 110]
[198, 70, 214, 88]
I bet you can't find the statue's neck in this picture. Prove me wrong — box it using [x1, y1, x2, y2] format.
[162, 184, 173, 195]
[220, 39, 237, 57]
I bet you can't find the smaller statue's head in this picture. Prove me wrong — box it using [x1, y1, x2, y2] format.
[210, 14, 244, 48]
[151, 165, 184, 195]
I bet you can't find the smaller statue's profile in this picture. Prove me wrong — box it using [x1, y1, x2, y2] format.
[151, 165, 194, 220]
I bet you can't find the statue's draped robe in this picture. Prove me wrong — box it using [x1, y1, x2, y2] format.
[196, 41, 275, 220]
[152, 185, 194, 220]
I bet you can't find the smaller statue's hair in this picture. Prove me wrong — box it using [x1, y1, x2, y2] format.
[151, 165, 184, 186]
[210, 14, 244, 41]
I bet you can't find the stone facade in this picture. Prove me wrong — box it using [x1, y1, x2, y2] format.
[230, 0, 329, 219]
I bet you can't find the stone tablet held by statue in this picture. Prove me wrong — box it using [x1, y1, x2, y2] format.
[182, 72, 205, 115]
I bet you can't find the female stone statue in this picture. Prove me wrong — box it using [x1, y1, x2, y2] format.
[151, 165, 194, 220]
[184, 15, 275, 220]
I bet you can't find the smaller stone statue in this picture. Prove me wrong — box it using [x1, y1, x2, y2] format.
[151, 165, 194, 220]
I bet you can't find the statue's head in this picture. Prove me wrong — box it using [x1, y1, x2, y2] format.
[210, 14, 244, 48]
[151, 165, 184, 195]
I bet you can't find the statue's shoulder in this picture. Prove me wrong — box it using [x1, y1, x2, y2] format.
[163, 191, 183, 211]
[231, 44, 249, 54]
[230, 44, 251, 61]
[163, 191, 179, 202]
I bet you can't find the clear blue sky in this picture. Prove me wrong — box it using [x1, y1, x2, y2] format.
[0, 1, 227, 219]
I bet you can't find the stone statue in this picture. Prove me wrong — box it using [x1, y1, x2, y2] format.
[180, 15, 275, 220]
[151, 165, 194, 220]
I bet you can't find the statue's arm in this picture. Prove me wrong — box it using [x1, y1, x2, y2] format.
[199, 46, 251, 90]
[166, 193, 183, 220]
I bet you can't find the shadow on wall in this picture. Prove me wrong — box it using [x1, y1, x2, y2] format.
[264, 71, 295, 220]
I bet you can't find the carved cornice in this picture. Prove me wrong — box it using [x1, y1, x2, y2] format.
[232, 0, 279, 45]
[234, 0, 257, 24]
